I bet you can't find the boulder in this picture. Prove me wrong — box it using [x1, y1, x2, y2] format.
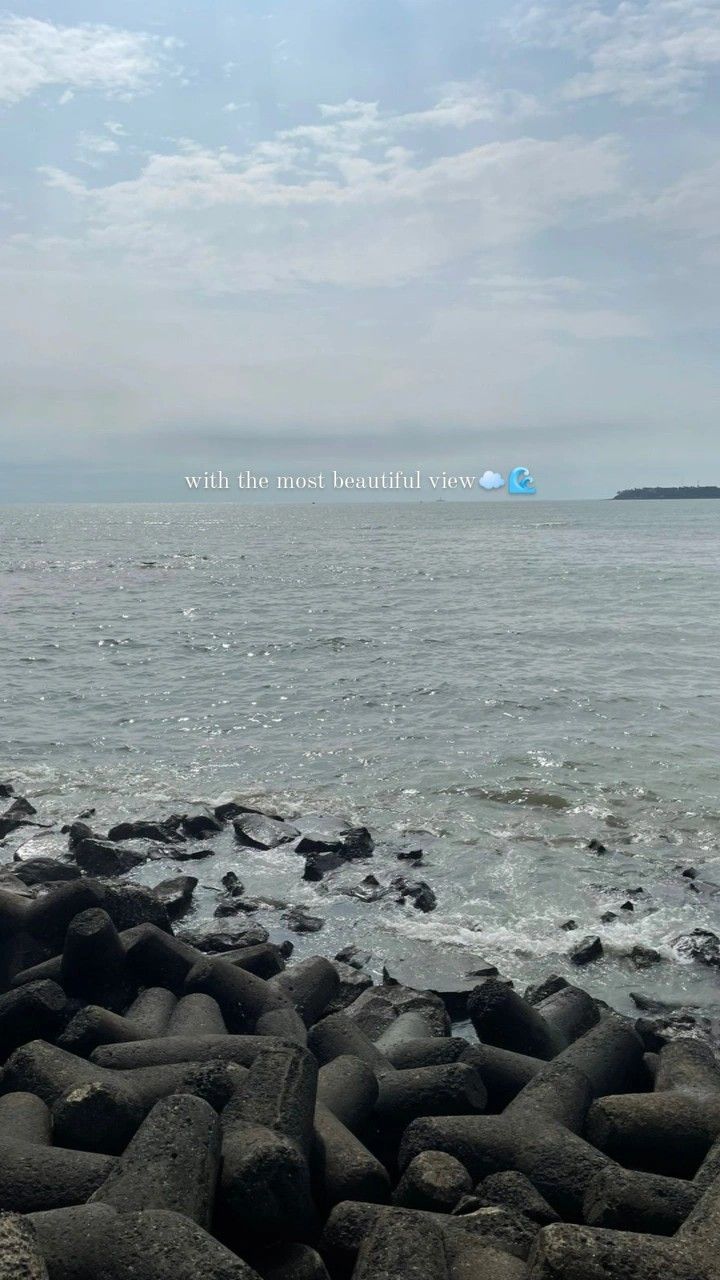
[233, 813, 300, 850]
[107, 819, 183, 844]
[75, 839, 147, 876]
[673, 929, 720, 968]
[12, 860, 81, 886]
[390, 877, 437, 913]
[569, 936, 603, 966]
[152, 876, 197, 919]
[283, 909, 324, 934]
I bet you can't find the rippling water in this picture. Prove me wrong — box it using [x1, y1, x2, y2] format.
[2, 500, 719, 1011]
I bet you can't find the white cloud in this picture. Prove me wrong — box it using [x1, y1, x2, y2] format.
[76, 131, 121, 167]
[33, 126, 621, 293]
[0, 15, 172, 106]
[479, 470, 505, 489]
[645, 159, 720, 239]
[511, 0, 720, 107]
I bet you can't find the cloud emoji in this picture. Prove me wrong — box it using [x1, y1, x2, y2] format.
[478, 470, 505, 490]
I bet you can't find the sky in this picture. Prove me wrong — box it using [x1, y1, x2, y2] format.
[1, 0, 719, 500]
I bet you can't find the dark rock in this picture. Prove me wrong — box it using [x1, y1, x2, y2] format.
[339, 827, 375, 859]
[477, 1170, 560, 1226]
[390, 876, 437, 913]
[6, 796, 37, 818]
[233, 813, 300, 850]
[180, 813, 223, 840]
[344, 875, 388, 903]
[107, 819, 183, 844]
[221, 872, 245, 895]
[0, 814, 33, 839]
[159, 845, 214, 862]
[635, 1009, 720, 1052]
[620, 900, 635, 912]
[560, 919, 577, 932]
[569, 935, 603, 966]
[0, 782, 14, 798]
[214, 799, 286, 823]
[396, 848, 424, 865]
[75, 838, 147, 876]
[629, 944, 663, 969]
[350, 982, 449, 1039]
[180, 923, 269, 952]
[682, 867, 698, 879]
[524, 975, 569, 1005]
[383, 953, 498, 1021]
[12, 859, 81, 886]
[153, 875, 197, 919]
[284, 908, 324, 934]
[672, 928, 720, 968]
[213, 900, 249, 918]
[335, 946, 372, 970]
[393, 1151, 472, 1213]
[600, 911, 618, 924]
[303, 849, 345, 881]
[101, 882, 172, 932]
[588, 839, 607, 853]
[325, 961, 373, 1014]
[66, 821, 95, 850]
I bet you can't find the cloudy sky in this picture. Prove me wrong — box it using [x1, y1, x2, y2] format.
[1, 0, 719, 499]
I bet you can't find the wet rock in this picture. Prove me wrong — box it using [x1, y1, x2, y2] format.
[390, 877, 437, 913]
[673, 929, 720, 968]
[303, 850, 346, 881]
[588, 839, 607, 853]
[6, 797, 37, 818]
[560, 920, 577, 932]
[179, 923, 269, 953]
[153, 876, 197, 919]
[344, 875, 389, 903]
[620, 900, 635, 912]
[349, 983, 449, 1039]
[600, 911, 618, 924]
[569, 935, 603, 966]
[214, 899, 252, 918]
[383, 953, 498, 1021]
[283, 908, 324, 934]
[74, 839, 147, 876]
[524, 975, 569, 1005]
[635, 1008, 720, 1052]
[335, 946, 372, 970]
[0, 782, 14, 798]
[180, 813, 223, 840]
[159, 845, 214, 863]
[221, 872, 245, 895]
[100, 882, 171, 932]
[107, 819, 183, 844]
[325, 961, 373, 1014]
[629, 944, 663, 969]
[233, 813, 300, 850]
[0, 813, 34, 840]
[65, 821, 95, 850]
[395, 847, 424, 865]
[339, 827, 375, 859]
[12, 860, 81, 886]
[681, 867, 698, 879]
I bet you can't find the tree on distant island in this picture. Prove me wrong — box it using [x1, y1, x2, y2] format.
[613, 486, 720, 499]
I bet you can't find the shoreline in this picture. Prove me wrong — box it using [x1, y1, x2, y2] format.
[2, 783, 720, 1276]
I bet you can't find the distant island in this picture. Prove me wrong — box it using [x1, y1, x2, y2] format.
[613, 486, 720, 500]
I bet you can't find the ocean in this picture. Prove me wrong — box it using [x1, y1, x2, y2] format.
[2, 499, 719, 1013]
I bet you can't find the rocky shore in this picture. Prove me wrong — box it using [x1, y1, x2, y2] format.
[2, 784, 720, 1279]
